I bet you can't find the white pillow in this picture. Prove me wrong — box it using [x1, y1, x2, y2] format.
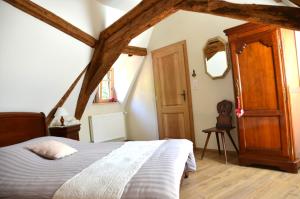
[27, 140, 77, 160]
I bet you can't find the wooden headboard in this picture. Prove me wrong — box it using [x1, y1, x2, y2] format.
[0, 112, 48, 147]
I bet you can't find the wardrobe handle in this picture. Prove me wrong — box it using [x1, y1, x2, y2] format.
[235, 79, 244, 118]
[235, 79, 243, 108]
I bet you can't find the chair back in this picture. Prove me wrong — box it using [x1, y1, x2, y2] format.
[216, 100, 233, 129]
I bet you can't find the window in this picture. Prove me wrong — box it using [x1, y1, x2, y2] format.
[94, 69, 117, 103]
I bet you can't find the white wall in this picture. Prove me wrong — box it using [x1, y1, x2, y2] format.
[0, 0, 153, 142]
[126, 11, 245, 151]
[115, 29, 153, 105]
[0, 0, 101, 115]
[78, 4, 154, 141]
[126, 55, 159, 140]
[79, 46, 152, 142]
[0, 0, 124, 118]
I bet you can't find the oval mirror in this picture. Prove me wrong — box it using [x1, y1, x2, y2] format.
[203, 37, 229, 79]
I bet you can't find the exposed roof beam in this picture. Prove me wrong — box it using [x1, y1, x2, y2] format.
[278, 0, 300, 7]
[4, 0, 97, 47]
[122, 46, 148, 56]
[46, 64, 88, 126]
[45, 46, 147, 124]
[101, 0, 163, 40]
[289, 0, 300, 6]
[75, 0, 182, 119]
[178, 0, 300, 31]
[3, 0, 148, 56]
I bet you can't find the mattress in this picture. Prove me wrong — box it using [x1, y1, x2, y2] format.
[0, 136, 196, 199]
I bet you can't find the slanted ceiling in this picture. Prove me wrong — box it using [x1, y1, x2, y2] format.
[2, 0, 300, 124]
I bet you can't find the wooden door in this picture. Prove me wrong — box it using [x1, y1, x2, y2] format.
[230, 28, 290, 158]
[152, 41, 194, 142]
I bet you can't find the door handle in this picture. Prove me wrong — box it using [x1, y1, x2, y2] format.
[180, 90, 186, 101]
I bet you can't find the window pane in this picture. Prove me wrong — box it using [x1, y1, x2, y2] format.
[101, 80, 110, 100]
[94, 69, 114, 103]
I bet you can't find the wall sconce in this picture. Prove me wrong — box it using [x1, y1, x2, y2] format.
[192, 69, 197, 78]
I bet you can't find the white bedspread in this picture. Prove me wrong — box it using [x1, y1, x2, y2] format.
[53, 140, 165, 199]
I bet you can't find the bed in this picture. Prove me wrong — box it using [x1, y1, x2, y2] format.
[0, 112, 196, 199]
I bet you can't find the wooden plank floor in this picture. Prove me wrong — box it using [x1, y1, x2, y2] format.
[180, 150, 300, 199]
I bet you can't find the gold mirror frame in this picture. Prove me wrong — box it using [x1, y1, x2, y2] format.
[203, 37, 230, 80]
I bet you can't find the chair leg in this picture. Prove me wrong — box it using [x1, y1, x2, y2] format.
[201, 132, 211, 160]
[215, 133, 221, 155]
[226, 130, 239, 154]
[220, 132, 228, 164]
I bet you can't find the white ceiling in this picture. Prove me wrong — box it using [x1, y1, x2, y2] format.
[97, 0, 142, 11]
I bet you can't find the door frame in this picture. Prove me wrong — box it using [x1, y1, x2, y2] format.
[151, 40, 195, 144]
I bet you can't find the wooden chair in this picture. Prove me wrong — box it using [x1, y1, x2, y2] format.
[201, 100, 239, 164]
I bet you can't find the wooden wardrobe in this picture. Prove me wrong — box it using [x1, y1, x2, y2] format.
[224, 23, 300, 173]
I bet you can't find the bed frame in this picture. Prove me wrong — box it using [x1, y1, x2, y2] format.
[0, 112, 48, 147]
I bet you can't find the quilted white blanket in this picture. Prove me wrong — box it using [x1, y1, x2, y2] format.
[53, 140, 165, 199]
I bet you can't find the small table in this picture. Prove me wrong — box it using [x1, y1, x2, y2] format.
[201, 127, 238, 164]
[49, 124, 81, 140]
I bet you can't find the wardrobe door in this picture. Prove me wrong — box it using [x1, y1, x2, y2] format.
[231, 29, 290, 158]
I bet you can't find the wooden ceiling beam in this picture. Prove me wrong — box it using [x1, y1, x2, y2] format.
[178, 0, 300, 31]
[4, 0, 97, 47]
[3, 0, 148, 56]
[46, 64, 89, 126]
[122, 46, 148, 57]
[4, 0, 148, 124]
[45, 46, 146, 124]
[101, 0, 162, 39]
[74, 0, 184, 119]
[289, 0, 300, 6]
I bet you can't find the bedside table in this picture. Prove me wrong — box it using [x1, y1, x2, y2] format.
[49, 124, 80, 140]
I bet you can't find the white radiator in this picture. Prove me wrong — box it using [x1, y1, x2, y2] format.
[89, 112, 127, 143]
